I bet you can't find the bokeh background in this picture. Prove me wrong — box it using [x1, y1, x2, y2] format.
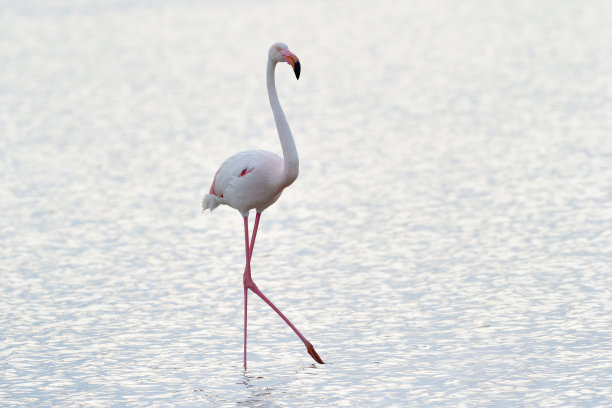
[1, 0, 611, 406]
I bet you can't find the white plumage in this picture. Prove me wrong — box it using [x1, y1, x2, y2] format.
[202, 149, 285, 217]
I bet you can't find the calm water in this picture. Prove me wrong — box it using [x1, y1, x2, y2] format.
[1, 0, 611, 406]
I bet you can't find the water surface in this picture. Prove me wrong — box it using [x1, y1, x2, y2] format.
[1, 0, 611, 406]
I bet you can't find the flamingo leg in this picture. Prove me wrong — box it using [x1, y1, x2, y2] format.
[243, 213, 324, 365]
[243, 216, 250, 368]
[243, 213, 261, 368]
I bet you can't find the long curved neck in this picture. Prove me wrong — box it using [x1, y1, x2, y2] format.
[267, 58, 299, 186]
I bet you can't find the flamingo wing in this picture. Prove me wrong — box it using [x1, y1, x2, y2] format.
[202, 149, 283, 215]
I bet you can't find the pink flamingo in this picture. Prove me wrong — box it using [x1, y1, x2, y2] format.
[202, 42, 324, 367]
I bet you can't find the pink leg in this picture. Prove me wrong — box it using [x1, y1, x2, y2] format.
[243, 285, 248, 367]
[243, 216, 249, 368]
[242, 213, 261, 367]
[243, 213, 324, 365]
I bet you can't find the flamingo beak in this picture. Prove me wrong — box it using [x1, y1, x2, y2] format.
[281, 50, 300, 79]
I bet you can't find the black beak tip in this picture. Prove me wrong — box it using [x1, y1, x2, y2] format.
[294, 61, 301, 80]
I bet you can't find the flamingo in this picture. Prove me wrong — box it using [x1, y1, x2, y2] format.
[202, 42, 324, 367]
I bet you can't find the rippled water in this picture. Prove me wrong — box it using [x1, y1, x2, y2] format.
[1, 0, 611, 406]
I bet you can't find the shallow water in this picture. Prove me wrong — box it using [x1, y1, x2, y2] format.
[1, 0, 611, 406]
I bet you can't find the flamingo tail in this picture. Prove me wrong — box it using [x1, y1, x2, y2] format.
[202, 194, 222, 213]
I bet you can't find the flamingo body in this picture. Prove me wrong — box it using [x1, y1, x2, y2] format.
[202, 149, 289, 217]
[201, 43, 323, 367]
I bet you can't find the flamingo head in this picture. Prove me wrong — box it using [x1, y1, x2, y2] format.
[269, 42, 300, 79]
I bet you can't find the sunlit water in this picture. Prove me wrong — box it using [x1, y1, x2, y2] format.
[1, 0, 611, 406]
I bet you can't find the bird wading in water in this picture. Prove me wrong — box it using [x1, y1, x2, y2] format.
[202, 42, 324, 367]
